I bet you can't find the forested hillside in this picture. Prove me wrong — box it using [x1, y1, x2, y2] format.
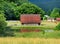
[29, 0, 60, 11]
[0, 0, 60, 20]
[0, 0, 29, 20]
[0, 0, 45, 20]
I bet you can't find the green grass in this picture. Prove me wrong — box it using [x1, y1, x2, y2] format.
[0, 21, 60, 44]
[6, 20, 60, 38]
[6, 20, 58, 27]
[11, 26, 53, 32]
[9, 20, 58, 31]
[14, 31, 60, 38]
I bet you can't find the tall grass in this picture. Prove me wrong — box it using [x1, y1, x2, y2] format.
[0, 37, 60, 44]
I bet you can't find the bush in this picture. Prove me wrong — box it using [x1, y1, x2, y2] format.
[54, 23, 60, 30]
[0, 14, 7, 36]
[50, 8, 60, 18]
[0, 14, 14, 37]
[4, 26, 14, 36]
[43, 16, 47, 20]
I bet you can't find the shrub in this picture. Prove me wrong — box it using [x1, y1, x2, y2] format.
[0, 14, 7, 36]
[4, 26, 14, 36]
[0, 14, 14, 37]
[43, 16, 47, 20]
[54, 23, 60, 30]
[50, 8, 60, 19]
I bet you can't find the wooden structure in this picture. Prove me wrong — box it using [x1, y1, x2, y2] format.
[20, 14, 41, 25]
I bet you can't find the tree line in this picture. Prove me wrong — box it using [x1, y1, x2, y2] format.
[0, 0, 60, 20]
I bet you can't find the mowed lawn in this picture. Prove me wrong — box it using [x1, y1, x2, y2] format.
[0, 37, 60, 44]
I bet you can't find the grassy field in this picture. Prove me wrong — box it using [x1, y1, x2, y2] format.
[6, 20, 58, 27]
[14, 31, 60, 38]
[6, 20, 59, 31]
[2, 21, 59, 44]
[6, 20, 60, 38]
[0, 37, 60, 44]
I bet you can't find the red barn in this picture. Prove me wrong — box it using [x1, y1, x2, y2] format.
[56, 18, 60, 21]
[20, 14, 41, 25]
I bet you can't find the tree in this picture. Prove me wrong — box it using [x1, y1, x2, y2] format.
[16, 0, 29, 6]
[0, 1, 45, 20]
[3, 2, 17, 20]
[0, 14, 7, 36]
[46, 9, 52, 16]
[50, 8, 60, 19]
[0, 1, 29, 20]
[59, 9, 60, 15]
[4, 0, 28, 6]
[16, 3, 45, 19]
[0, 14, 14, 36]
